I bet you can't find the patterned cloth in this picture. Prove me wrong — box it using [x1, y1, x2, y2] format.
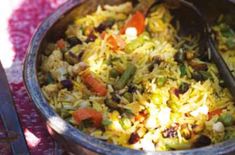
[1, 0, 67, 154]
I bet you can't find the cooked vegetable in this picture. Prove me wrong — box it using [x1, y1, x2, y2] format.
[120, 11, 145, 35]
[81, 71, 107, 96]
[208, 108, 223, 120]
[179, 64, 187, 77]
[107, 35, 118, 51]
[72, 108, 103, 128]
[218, 113, 234, 126]
[114, 63, 137, 89]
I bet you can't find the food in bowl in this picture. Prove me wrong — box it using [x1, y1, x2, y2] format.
[213, 16, 235, 77]
[38, 1, 235, 151]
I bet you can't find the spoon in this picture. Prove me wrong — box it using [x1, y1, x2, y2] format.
[135, 0, 235, 98]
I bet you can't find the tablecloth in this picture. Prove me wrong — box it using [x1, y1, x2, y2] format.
[0, 0, 68, 154]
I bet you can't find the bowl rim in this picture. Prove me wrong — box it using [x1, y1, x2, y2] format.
[23, 0, 235, 154]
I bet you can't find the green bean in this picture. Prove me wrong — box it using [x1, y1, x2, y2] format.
[114, 63, 137, 90]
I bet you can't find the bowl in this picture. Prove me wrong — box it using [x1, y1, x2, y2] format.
[23, 0, 235, 154]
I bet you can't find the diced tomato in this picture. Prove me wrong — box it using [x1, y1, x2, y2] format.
[120, 11, 145, 35]
[134, 110, 147, 122]
[56, 39, 66, 49]
[81, 71, 107, 96]
[107, 35, 118, 51]
[101, 33, 125, 51]
[208, 108, 223, 120]
[73, 108, 103, 128]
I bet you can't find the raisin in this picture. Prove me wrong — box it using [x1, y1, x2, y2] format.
[128, 84, 137, 93]
[61, 79, 73, 90]
[86, 33, 97, 43]
[111, 93, 121, 103]
[128, 132, 140, 144]
[193, 135, 211, 148]
[179, 82, 190, 94]
[95, 19, 115, 33]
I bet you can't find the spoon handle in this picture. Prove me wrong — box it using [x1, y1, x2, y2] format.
[133, 0, 157, 16]
[208, 39, 235, 98]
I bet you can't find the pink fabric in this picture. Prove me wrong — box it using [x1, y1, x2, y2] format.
[1, 0, 67, 154]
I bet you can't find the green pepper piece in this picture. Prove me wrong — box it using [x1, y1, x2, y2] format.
[218, 113, 234, 126]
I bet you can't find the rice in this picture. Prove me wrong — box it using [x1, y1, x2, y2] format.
[38, 2, 235, 151]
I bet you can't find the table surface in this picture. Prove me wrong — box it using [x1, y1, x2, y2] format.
[0, 0, 67, 154]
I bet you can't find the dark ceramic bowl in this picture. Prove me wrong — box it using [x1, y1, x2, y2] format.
[23, 0, 235, 154]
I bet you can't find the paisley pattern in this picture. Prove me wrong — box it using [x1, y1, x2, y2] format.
[1, 0, 66, 154]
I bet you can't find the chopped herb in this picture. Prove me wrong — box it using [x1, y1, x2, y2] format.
[179, 64, 187, 77]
